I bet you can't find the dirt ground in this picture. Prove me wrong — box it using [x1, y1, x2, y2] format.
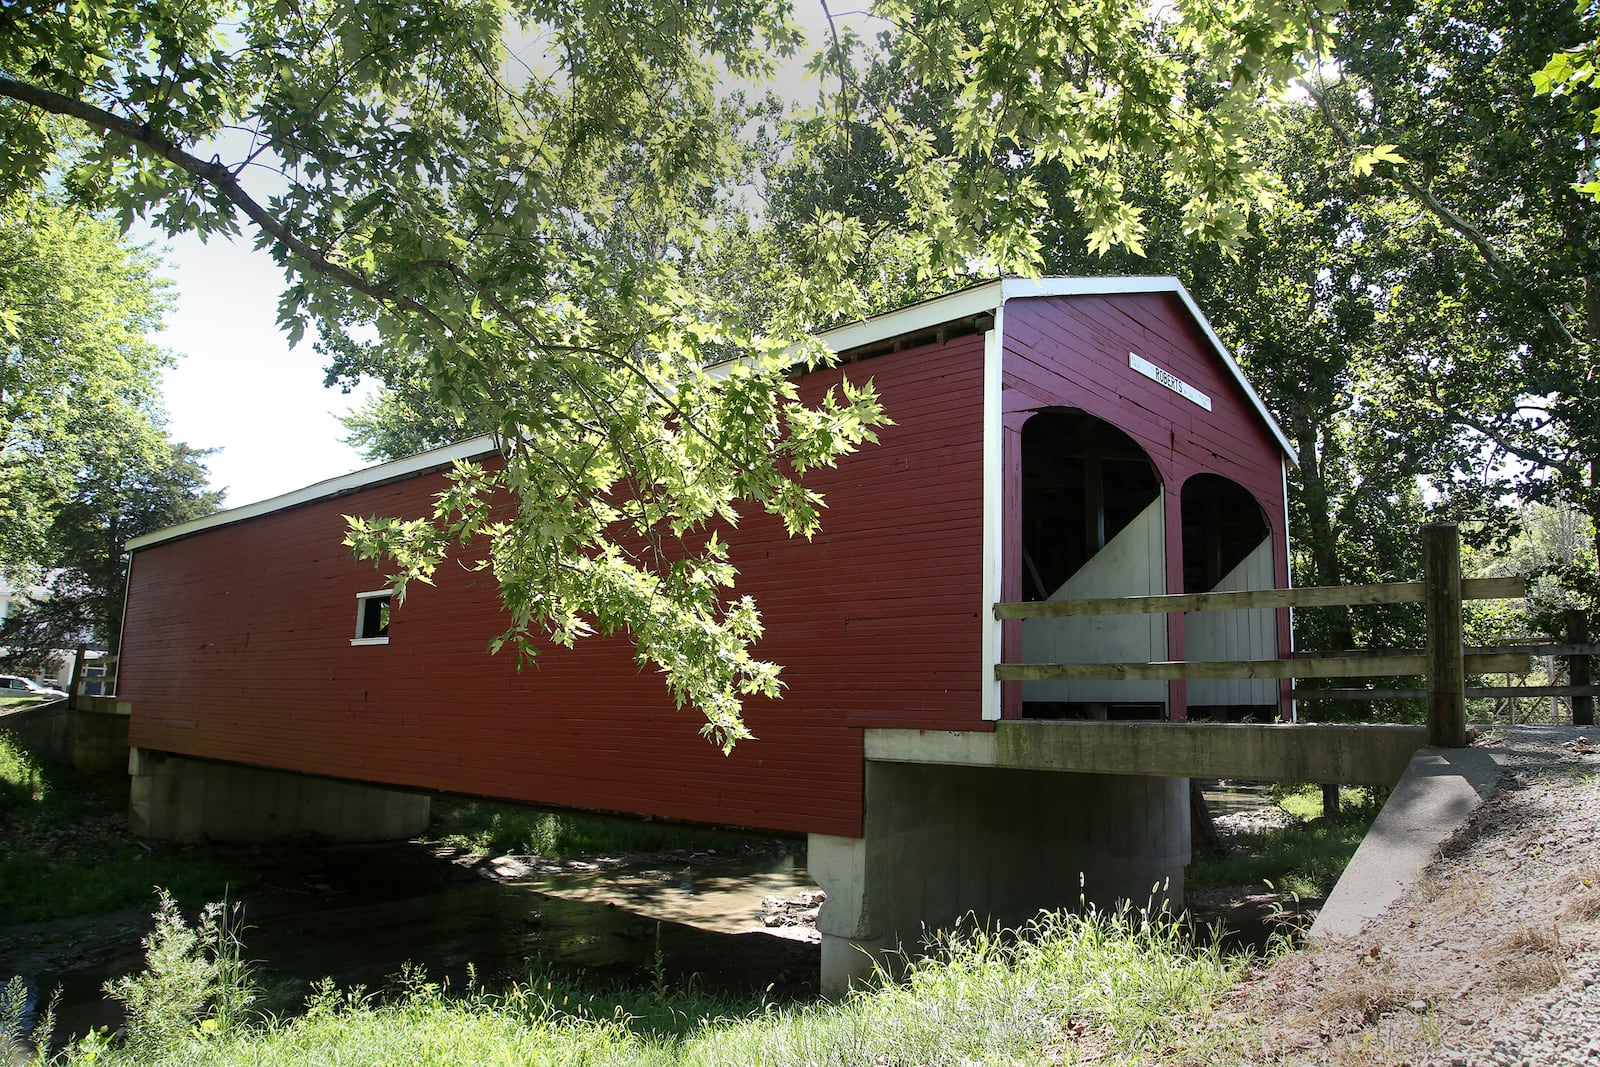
[1183, 730, 1600, 1066]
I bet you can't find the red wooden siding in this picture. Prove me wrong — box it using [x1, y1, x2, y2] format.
[122, 335, 990, 839]
[1001, 294, 1284, 507]
[998, 293, 1292, 717]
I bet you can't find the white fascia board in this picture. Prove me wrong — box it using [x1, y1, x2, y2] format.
[815, 280, 1009, 354]
[814, 276, 1175, 354]
[981, 306, 1005, 721]
[125, 434, 500, 553]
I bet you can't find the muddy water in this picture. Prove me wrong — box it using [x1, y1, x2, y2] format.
[4, 844, 821, 1049]
[1201, 781, 1278, 819]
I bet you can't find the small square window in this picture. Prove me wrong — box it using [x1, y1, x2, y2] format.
[351, 590, 393, 645]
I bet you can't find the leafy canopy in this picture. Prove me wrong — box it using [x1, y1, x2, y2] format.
[0, 187, 174, 581]
[0, 0, 1331, 746]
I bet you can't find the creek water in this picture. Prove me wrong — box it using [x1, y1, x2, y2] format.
[4, 843, 821, 1050]
[1202, 781, 1278, 819]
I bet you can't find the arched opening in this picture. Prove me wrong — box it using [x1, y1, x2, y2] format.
[1018, 410, 1165, 720]
[1180, 474, 1278, 720]
[1021, 411, 1161, 599]
[1181, 475, 1269, 594]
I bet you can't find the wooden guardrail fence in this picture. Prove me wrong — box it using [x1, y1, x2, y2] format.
[993, 523, 1598, 746]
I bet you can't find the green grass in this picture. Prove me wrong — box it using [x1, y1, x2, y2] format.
[30, 898, 1255, 1066]
[0, 733, 245, 923]
[1188, 784, 1385, 899]
[0, 731, 47, 810]
[424, 799, 767, 858]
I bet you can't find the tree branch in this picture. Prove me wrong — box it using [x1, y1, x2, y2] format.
[1427, 377, 1579, 479]
[1302, 75, 1579, 349]
[0, 73, 453, 335]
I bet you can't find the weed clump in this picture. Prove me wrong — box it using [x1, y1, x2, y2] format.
[104, 891, 256, 1057]
[0, 732, 46, 812]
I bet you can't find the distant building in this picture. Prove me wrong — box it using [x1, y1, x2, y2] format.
[0, 572, 95, 690]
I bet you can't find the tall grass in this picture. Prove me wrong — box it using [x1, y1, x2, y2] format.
[684, 909, 1247, 1067]
[31, 896, 1253, 1066]
[0, 730, 47, 811]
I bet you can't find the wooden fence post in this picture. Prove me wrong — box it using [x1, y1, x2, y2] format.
[1423, 524, 1467, 747]
[1569, 609, 1595, 727]
[69, 645, 86, 705]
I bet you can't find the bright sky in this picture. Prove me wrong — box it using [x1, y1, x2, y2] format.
[147, 225, 375, 510]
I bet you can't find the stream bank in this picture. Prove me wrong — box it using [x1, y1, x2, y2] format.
[4, 763, 1319, 1051]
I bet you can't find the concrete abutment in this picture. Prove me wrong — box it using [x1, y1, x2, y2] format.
[810, 760, 1190, 993]
[128, 747, 430, 843]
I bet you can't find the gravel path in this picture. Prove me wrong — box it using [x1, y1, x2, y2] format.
[1418, 727, 1600, 1067]
[1209, 726, 1600, 1067]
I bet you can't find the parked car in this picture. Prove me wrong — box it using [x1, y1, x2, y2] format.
[0, 674, 67, 700]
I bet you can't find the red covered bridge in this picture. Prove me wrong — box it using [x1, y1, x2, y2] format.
[120, 277, 1298, 988]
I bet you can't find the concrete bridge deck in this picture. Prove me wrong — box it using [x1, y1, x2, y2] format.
[867, 720, 1429, 787]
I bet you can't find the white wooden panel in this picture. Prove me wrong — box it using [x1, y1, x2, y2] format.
[1021, 497, 1167, 706]
[1187, 537, 1278, 709]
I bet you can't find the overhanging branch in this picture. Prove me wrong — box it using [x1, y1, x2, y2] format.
[0, 73, 454, 333]
[1302, 75, 1579, 350]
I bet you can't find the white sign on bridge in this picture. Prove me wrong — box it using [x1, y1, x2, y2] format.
[1129, 352, 1212, 411]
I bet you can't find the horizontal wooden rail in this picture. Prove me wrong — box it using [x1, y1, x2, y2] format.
[1293, 687, 1426, 701]
[991, 526, 1580, 743]
[1468, 684, 1600, 699]
[1293, 642, 1600, 659]
[996, 651, 1530, 683]
[1488, 642, 1600, 658]
[993, 576, 1525, 620]
[1296, 684, 1600, 701]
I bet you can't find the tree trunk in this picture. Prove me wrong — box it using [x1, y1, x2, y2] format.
[1297, 421, 1358, 651]
[1190, 779, 1225, 857]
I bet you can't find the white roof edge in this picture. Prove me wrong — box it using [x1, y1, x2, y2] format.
[127, 276, 1297, 553]
[813, 275, 1176, 355]
[125, 434, 499, 553]
[1157, 282, 1300, 467]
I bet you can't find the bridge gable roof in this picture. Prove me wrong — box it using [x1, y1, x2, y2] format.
[127, 276, 1292, 553]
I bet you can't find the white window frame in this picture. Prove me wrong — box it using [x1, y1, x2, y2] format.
[351, 589, 393, 646]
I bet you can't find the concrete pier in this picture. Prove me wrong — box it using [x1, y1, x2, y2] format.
[810, 758, 1189, 992]
[128, 747, 430, 843]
